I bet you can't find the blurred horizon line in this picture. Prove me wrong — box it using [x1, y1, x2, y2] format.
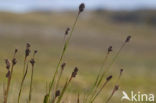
[0, 0, 156, 13]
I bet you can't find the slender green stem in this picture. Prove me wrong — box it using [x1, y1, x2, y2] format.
[28, 65, 34, 103]
[17, 64, 28, 103]
[90, 81, 108, 103]
[47, 12, 80, 102]
[84, 53, 109, 103]
[55, 69, 63, 91]
[96, 43, 126, 89]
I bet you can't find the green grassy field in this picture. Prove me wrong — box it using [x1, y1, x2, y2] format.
[0, 11, 156, 103]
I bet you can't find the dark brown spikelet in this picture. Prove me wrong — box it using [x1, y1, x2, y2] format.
[61, 62, 66, 70]
[79, 3, 85, 13]
[6, 71, 10, 78]
[55, 90, 60, 97]
[72, 67, 78, 78]
[12, 58, 17, 65]
[5, 59, 10, 70]
[108, 46, 112, 53]
[114, 85, 119, 91]
[34, 50, 38, 54]
[30, 58, 35, 67]
[106, 75, 112, 81]
[125, 35, 131, 43]
[33, 50, 38, 57]
[15, 49, 18, 54]
[65, 28, 70, 35]
[120, 69, 123, 74]
[26, 43, 31, 48]
[25, 43, 31, 58]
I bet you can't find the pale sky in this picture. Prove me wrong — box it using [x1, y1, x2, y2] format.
[0, 0, 156, 12]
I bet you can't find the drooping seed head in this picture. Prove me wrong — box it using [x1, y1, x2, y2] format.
[5, 59, 10, 70]
[12, 58, 17, 65]
[79, 3, 85, 13]
[125, 35, 131, 43]
[6, 70, 10, 78]
[71, 67, 78, 78]
[108, 46, 112, 53]
[55, 90, 60, 97]
[65, 28, 70, 35]
[106, 75, 112, 81]
[30, 58, 35, 67]
[61, 62, 66, 70]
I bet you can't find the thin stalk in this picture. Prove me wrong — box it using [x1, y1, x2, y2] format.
[48, 12, 80, 100]
[105, 85, 119, 103]
[77, 92, 80, 103]
[28, 64, 34, 103]
[55, 68, 64, 90]
[96, 43, 126, 89]
[90, 80, 108, 103]
[17, 63, 28, 103]
[4, 64, 14, 103]
[84, 53, 109, 103]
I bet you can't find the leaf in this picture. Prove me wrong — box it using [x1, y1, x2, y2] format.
[43, 94, 49, 103]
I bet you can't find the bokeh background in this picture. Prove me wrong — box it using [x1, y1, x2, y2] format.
[0, 0, 156, 103]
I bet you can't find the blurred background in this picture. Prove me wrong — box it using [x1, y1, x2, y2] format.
[0, 0, 156, 103]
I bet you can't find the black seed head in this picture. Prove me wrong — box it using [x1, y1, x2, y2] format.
[108, 46, 112, 53]
[61, 62, 66, 70]
[55, 90, 60, 97]
[26, 43, 31, 48]
[72, 67, 78, 78]
[65, 28, 70, 35]
[30, 58, 35, 66]
[6, 71, 10, 78]
[15, 49, 18, 54]
[79, 3, 85, 13]
[34, 50, 38, 54]
[120, 69, 123, 73]
[25, 48, 31, 58]
[12, 58, 17, 65]
[125, 35, 131, 43]
[114, 85, 119, 91]
[5, 59, 10, 70]
[106, 75, 112, 81]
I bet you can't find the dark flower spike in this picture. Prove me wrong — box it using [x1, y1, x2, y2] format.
[108, 46, 113, 53]
[114, 85, 119, 91]
[79, 3, 85, 13]
[5, 59, 10, 70]
[33, 50, 38, 58]
[61, 62, 66, 70]
[65, 28, 70, 35]
[120, 69, 123, 75]
[55, 90, 60, 97]
[30, 58, 35, 67]
[15, 49, 18, 54]
[6, 71, 10, 78]
[106, 75, 113, 81]
[12, 58, 17, 65]
[72, 67, 78, 78]
[26, 43, 31, 48]
[25, 43, 31, 59]
[125, 35, 131, 43]
[34, 50, 38, 54]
